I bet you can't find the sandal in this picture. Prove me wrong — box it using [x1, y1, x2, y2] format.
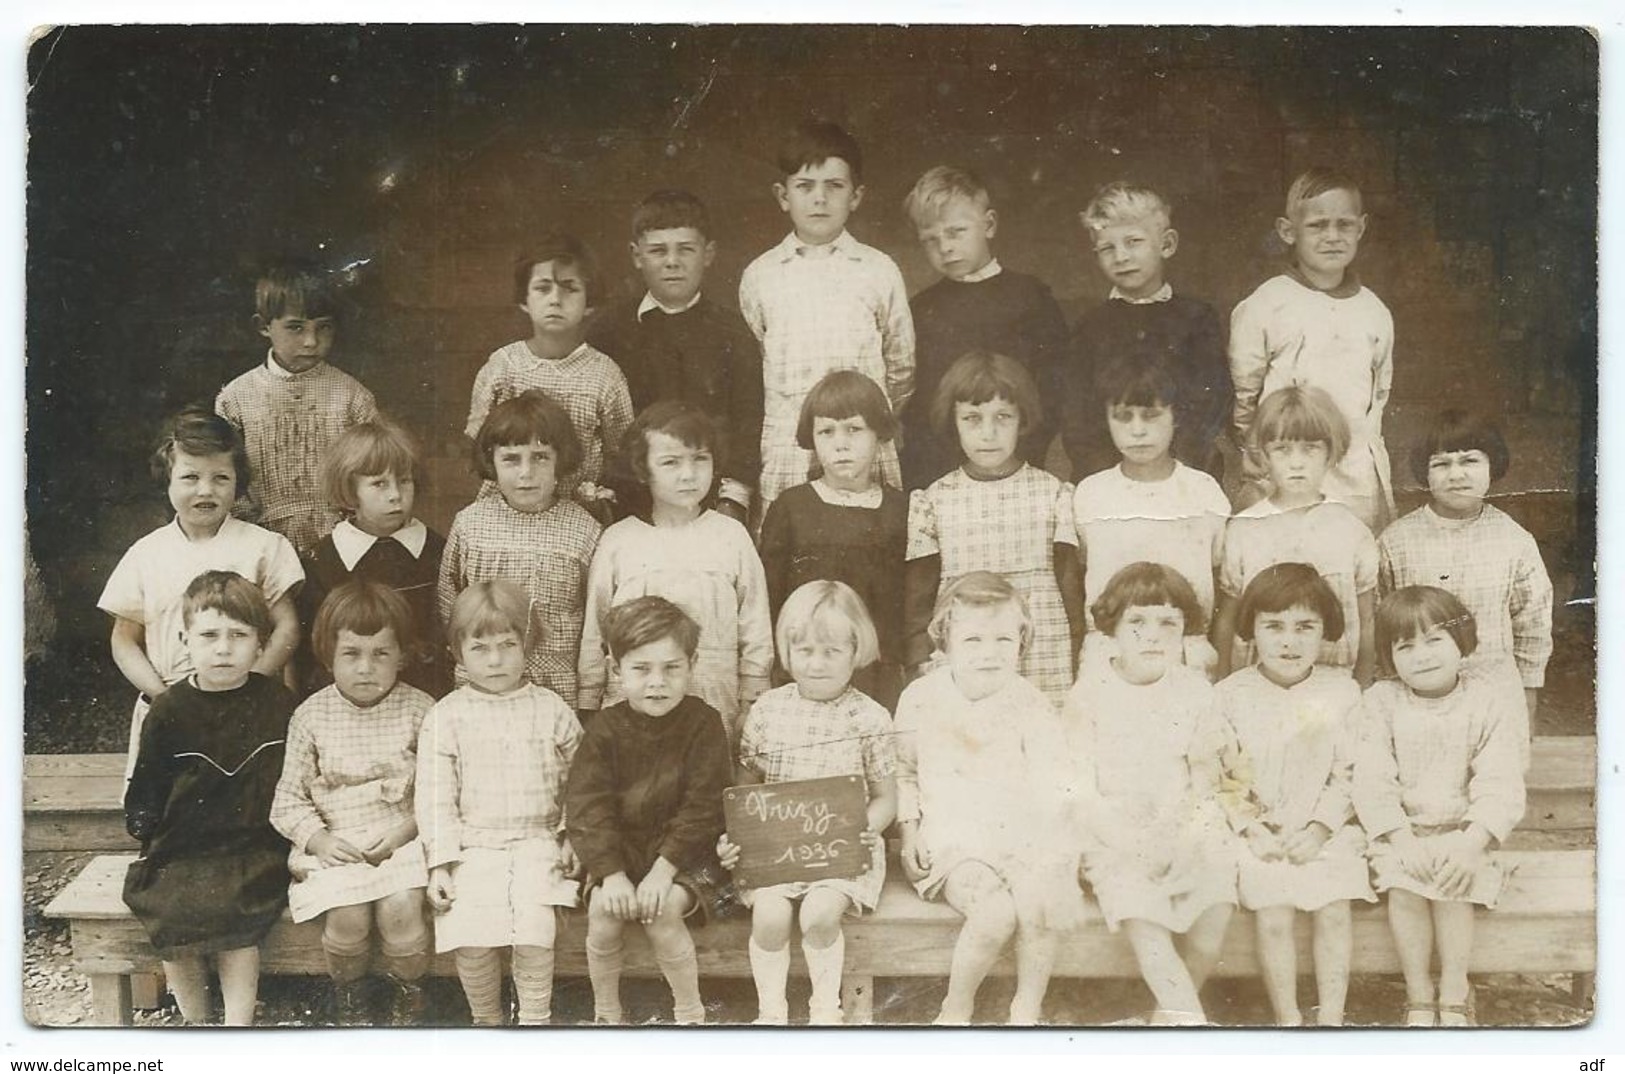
[1437, 986, 1477, 1028]
[1404, 1003, 1436, 1028]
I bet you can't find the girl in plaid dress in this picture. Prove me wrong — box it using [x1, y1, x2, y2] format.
[904, 352, 1082, 706]
[719, 581, 898, 1025]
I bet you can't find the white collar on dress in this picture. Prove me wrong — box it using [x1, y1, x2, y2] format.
[810, 478, 883, 508]
[331, 518, 428, 570]
[637, 291, 703, 320]
[1108, 282, 1173, 304]
[953, 259, 1003, 284]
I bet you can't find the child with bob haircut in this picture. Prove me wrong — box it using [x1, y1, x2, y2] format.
[759, 371, 909, 708]
[439, 390, 602, 705]
[418, 578, 585, 1026]
[1214, 564, 1374, 1027]
[721, 580, 898, 1025]
[1355, 586, 1526, 1027]
[272, 581, 436, 1026]
[123, 571, 295, 1025]
[567, 596, 732, 1025]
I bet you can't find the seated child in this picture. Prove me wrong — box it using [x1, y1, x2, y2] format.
[567, 597, 733, 1025]
[272, 581, 436, 1026]
[417, 579, 585, 1026]
[122, 571, 295, 1025]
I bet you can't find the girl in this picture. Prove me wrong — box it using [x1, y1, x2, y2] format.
[1212, 385, 1378, 685]
[438, 390, 602, 704]
[578, 401, 772, 740]
[122, 571, 295, 1025]
[759, 371, 909, 709]
[1068, 562, 1235, 1026]
[417, 579, 584, 1026]
[1354, 586, 1526, 1028]
[896, 572, 1077, 1025]
[301, 417, 451, 698]
[272, 582, 436, 1026]
[904, 351, 1083, 707]
[1214, 564, 1375, 1026]
[720, 581, 898, 1025]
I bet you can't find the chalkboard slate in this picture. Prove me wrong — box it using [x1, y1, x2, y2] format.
[723, 775, 871, 890]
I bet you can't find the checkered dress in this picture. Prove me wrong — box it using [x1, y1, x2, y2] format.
[907, 465, 1078, 705]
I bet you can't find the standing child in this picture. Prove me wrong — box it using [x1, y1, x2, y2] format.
[1355, 586, 1526, 1027]
[122, 571, 295, 1025]
[759, 371, 909, 709]
[417, 580, 585, 1026]
[1229, 168, 1395, 530]
[216, 259, 380, 555]
[904, 351, 1083, 706]
[720, 581, 898, 1025]
[272, 582, 436, 1026]
[1068, 563, 1236, 1026]
[1214, 564, 1375, 1027]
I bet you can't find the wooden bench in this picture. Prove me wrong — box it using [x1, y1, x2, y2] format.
[43, 849, 1595, 1026]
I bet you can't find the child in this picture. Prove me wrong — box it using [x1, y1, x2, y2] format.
[904, 351, 1083, 707]
[577, 402, 772, 740]
[216, 258, 380, 555]
[439, 390, 602, 704]
[1214, 564, 1375, 1027]
[1062, 182, 1229, 480]
[567, 597, 733, 1025]
[417, 579, 585, 1026]
[895, 572, 1076, 1024]
[900, 165, 1067, 489]
[300, 418, 450, 698]
[1212, 385, 1378, 685]
[1067, 563, 1236, 1026]
[1354, 586, 1526, 1028]
[99, 406, 304, 773]
[122, 571, 295, 1025]
[739, 118, 915, 525]
[1378, 409, 1553, 727]
[271, 581, 436, 1026]
[1072, 361, 1230, 675]
[587, 189, 763, 523]
[759, 371, 909, 709]
[1230, 168, 1395, 531]
[465, 233, 635, 509]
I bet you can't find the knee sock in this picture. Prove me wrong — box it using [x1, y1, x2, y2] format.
[651, 927, 705, 1025]
[748, 937, 791, 1024]
[322, 931, 372, 984]
[585, 935, 625, 1023]
[802, 933, 846, 1024]
[379, 934, 429, 983]
[454, 947, 505, 1026]
[512, 945, 556, 1026]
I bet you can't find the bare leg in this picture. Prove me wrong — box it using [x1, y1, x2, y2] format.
[1253, 906, 1301, 1026]
[214, 946, 260, 1026]
[1181, 902, 1235, 991]
[161, 955, 211, 1024]
[1123, 919, 1203, 1021]
[1008, 921, 1058, 1025]
[1385, 890, 1436, 1025]
[1311, 901, 1352, 1026]
[938, 863, 1018, 1024]
[1432, 901, 1476, 1026]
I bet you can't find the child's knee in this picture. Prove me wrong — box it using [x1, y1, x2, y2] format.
[376, 890, 427, 936]
[324, 903, 373, 945]
[750, 896, 795, 947]
[797, 893, 848, 943]
[1314, 900, 1352, 928]
[1254, 906, 1296, 942]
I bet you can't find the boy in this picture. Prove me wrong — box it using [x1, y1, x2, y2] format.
[217, 259, 379, 556]
[1060, 182, 1228, 482]
[588, 190, 763, 523]
[1229, 167, 1395, 531]
[901, 165, 1068, 490]
[739, 119, 915, 525]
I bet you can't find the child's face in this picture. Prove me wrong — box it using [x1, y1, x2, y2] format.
[1277, 188, 1366, 282]
[459, 629, 527, 695]
[1090, 218, 1176, 300]
[1263, 439, 1331, 504]
[954, 396, 1022, 476]
[186, 608, 263, 692]
[352, 469, 416, 537]
[493, 440, 559, 514]
[811, 414, 880, 491]
[1426, 448, 1492, 519]
[645, 430, 714, 514]
[617, 635, 694, 719]
[915, 196, 997, 281]
[1391, 623, 1464, 699]
[519, 260, 590, 340]
[1253, 605, 1324, 688]
[774, 158, 863, 246]
[1110, 603, 1184, 685]
[168, 448, 238, 538]
[330, 626, 404, 708]
[257, 309, 336, 375]
[787, 633, 858, 703]
[1106, 402, 1176, 468]
[943, 602, 1024, 702]
[631, 227, 715, 310]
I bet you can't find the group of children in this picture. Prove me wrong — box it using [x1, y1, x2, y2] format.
[100, 117, 1554, 1028]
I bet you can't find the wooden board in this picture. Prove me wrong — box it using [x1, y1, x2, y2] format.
[723, 775, 871, 889]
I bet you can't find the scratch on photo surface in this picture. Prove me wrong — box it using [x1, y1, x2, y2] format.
[27, 26, 65, 93]
[669, 61, 719, 140]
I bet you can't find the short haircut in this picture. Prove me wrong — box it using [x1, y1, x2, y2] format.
[320, 417, 422, 512]
[1097, 359, 1182, 414]
[1375, 585, 1479, 677]
[256, 258, 340, 322]
[622, 400, 719, 485]
[447, 578, 538, 652]
[796, 370, 899, 449]
[902, 165, 991, 226]
[149, 404, 252, 498]
[775, 580, 881, 672]
[1234, 562, 1345, 644]
[1081, 181, 1173, 234]
[513, 232, 601, 308]
[1089, 562, 1205, 637]
[603, 595, 702, 662]
[311, 580, 414, 669]
[777, 119, 863, 186]
[631, 189, 711, 242]
[926, 570, 1032, 656]
[930, 351, 1044, 442]
[1252, 384, 1351, 464]
[181, 569, 274, 640]
[473, 390, 584, 482]
[1284, 167, 1364, 218]
[1409, 409, 1512, 485]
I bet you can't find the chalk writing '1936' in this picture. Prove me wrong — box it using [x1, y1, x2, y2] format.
[742, 788, 836, 836]
[773, 839, 849, 867]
